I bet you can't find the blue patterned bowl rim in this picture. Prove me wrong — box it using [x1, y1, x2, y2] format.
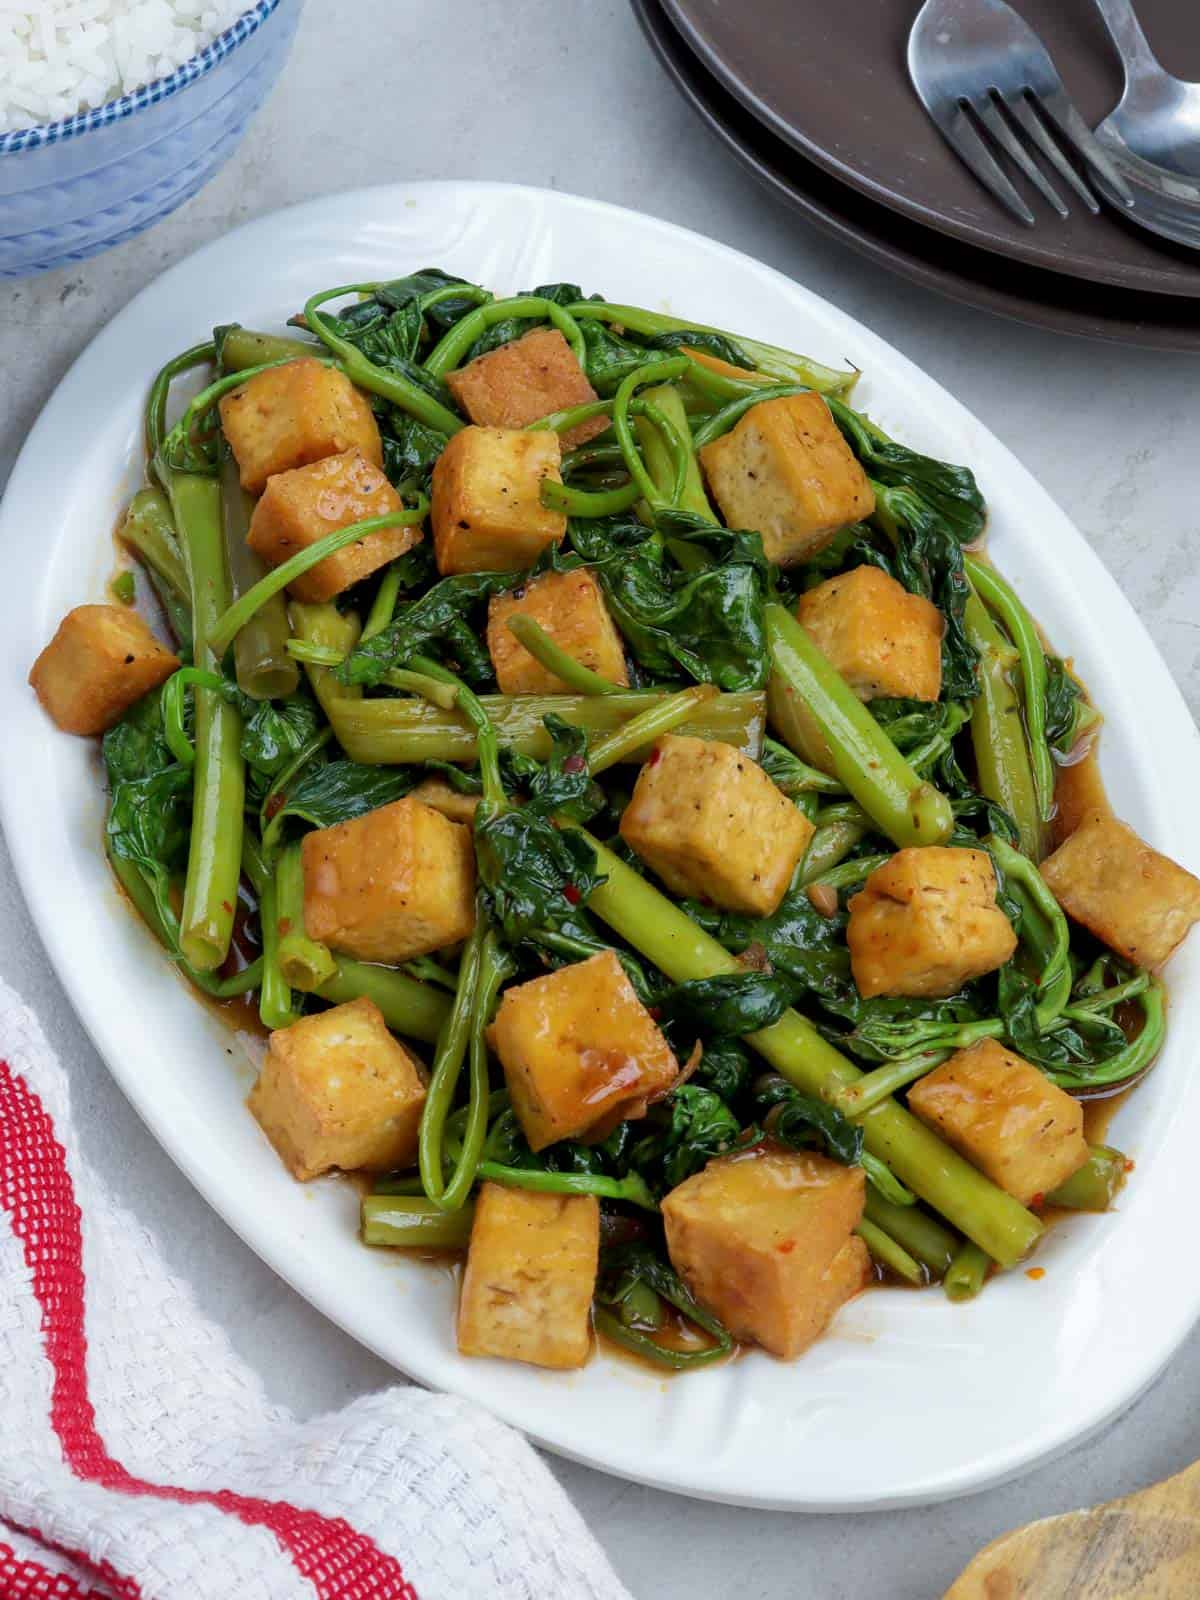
[0, 0, 283, 155]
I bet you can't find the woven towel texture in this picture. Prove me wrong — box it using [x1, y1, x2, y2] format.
[0, 977, 632, 1600]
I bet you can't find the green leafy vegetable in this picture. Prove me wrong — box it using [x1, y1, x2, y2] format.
[755, 1075, 864, 1166]
[262, 760, 418, 848]
[569, 514, 769, 691]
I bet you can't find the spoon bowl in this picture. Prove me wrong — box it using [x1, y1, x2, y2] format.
[1092, 0, 1200, 248]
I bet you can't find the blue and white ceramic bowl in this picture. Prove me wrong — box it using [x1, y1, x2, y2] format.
[0, 0, 299, 278]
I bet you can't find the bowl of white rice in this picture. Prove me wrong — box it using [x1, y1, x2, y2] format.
[0, 0, 299, 277]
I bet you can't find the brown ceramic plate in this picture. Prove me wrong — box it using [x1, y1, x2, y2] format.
[658, 0, 1200, 297]
[632, 0, 1200, 349]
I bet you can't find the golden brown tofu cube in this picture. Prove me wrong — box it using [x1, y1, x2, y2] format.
[698, 393, 875, 566]
[431, 426, 567, 576]
[489, 950, 678, 1152]
[796, 566, 944, 702]
[619, 734, 814, 915]
[248, 997, 426, 1181]
[663, 1146, 869, 1360]
[908, 1039, 1088, 1205]
[301, 796, 475, 963]
[847, 847, 1017, 999]
[247, 449, 421, 603]
[218, 358, 382, 493]
[487, 569, 629, 695]
[29, 604, 179, 736]
[445, 327, 607, 450]
[1040, 808, 1200, 970]
[457, 1183, 599, 1369]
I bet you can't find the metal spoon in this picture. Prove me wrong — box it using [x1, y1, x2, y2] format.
[1091, 0, 1200, 247]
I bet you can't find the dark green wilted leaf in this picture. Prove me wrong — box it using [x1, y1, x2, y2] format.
[475, 804, 605, 944]
[569, 514, 769, 691]
[239, 694, 322, 793]
[754, 1077, 864, 1166]
[264, 760, 418, 838]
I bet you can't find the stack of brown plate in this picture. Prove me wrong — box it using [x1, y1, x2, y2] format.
[631, 0, 1200, 348]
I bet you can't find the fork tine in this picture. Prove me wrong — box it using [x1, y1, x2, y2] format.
[1004, 93, 1100, 214]
[1035, 88, 1136, 207]
[925, 100, 1036, 225]
[972, 96, 1068, 218]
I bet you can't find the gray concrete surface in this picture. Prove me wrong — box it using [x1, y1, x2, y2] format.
[1, 2, 1197, 1595]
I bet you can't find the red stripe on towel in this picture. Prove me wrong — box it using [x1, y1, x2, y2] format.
[0, 1534, 114, 1600]
[0, 1058, 419, 1600]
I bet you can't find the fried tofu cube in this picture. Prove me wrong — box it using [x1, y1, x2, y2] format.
[430, 426, 566, 575]
[1040, 808, 1200, 970]
[29, 604, 179, 736]
[218, 358, 382, 493]
[457, 1183, 599, 1369]
[698, 393, 875, 566]
[619, 734, 814, 915]
[487, 568, 629, 695]
[301, 796, 475, 963]
[408, 776, 481, 825]
[489, 950, 678, 1152]
[662, 1146, 870, 1360]
[908, 1039, 1088, 1204]
[248, 997, 426, 1181]
[247, 449, 421, 603]
[847, 847, 1017, 998]
[445, 327, 607, 450]
[796, 566, 944, 702]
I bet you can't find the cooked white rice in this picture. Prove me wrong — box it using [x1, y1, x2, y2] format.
[0, 0, 250, 134]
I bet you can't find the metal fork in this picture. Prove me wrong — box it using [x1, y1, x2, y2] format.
[908, 0, 1135, 225]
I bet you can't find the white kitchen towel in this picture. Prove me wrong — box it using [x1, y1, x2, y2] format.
[0, 978, 632, 1600]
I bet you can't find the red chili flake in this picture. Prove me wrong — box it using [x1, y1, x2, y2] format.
[647, 1006, 662, 1021]
[1030, 1192, 1045, 1211]
[777, 1239, 797, 1255]
[221, 900, 234, 915]
[647, 746, 662, 766]
[1124, 1158, 1136, 1173]
[265, 791, 287, 820]
[1025, 1267, 1046, 1281]
[563, 754, 586, 774]
[562, 884, 582, 905]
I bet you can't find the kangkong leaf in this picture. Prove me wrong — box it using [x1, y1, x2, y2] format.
[376, 269, 482, 332]
[644, 329, 754, 369]
[459, 282, 584, 364]
[263, 760, 418, 840]
[829, 402, 986, 546]
[656, 971, 802, 1038]
[475, 805, 605, 945]
[686, 884, 848, 982]
[569, 515, 769, 691]
[1044, 657, 1094, 758]
[103, 689, 192, 927]
[578, 320, 652, 394]
[754, 1077, 864, 1166]
[239, 694, 322, 793]
[381, 413, 448, 488]
[102, 686, 176, 785]
[595, 1244, 735, 1366]
[524, 715, 604, 823]
[341, 570, 518, 687]
[627, 1086, 744, 1191]
[690, 1038, 754, 1100]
